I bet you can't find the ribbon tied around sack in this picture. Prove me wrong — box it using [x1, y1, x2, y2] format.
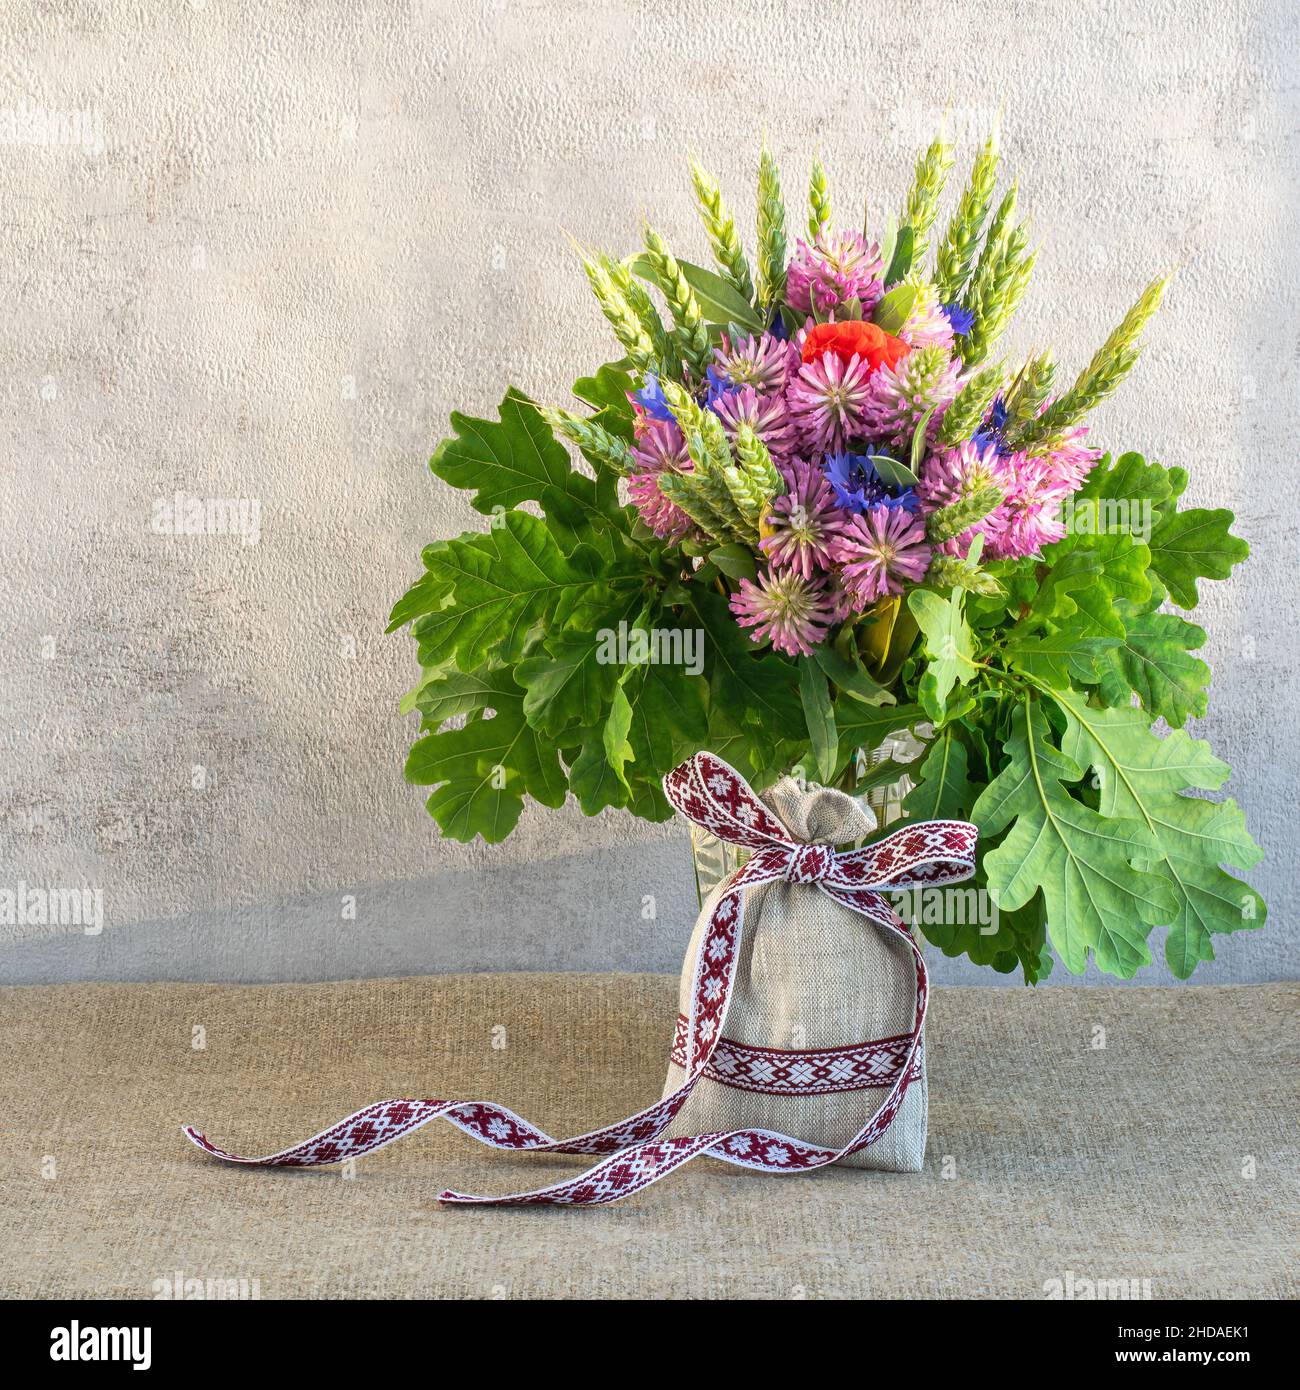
[181, 752, 977, 1206]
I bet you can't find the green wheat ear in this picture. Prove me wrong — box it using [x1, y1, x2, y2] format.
[934, 128, 1000, 301]
[1014, 274, 1171, 449]
[756, 145, 788, 312]
[602, 254, 676, 378]
[902, 126, 956, 267]
[689, 157, 755, 303]
[936, 360, 1006, 447]
[1003, 349, 1056, 427]
[925, 483, 1004, 543]
[807, 155, 831, 241]
[536, 405, 634, 475]
[641, 225, 712, 383]
[575, 245, 658, 377]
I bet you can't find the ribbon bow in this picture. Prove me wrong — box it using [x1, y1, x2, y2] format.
[182, 752, 977, 1206]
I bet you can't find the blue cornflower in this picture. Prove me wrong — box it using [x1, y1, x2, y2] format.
[971, 396, 1012, 456]
[941, 302, 975, 336]
[705, 365, 739, 409]
[823, 450, 919, 514]
[878, 487, 921, 514]
[824, 450, 879, 512]
[633, 373, 675, 422]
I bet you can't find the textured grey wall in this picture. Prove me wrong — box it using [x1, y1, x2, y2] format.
[1, 0, 1295, 986]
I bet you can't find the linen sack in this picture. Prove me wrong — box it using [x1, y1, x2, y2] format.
[659, 774, 927, 1171]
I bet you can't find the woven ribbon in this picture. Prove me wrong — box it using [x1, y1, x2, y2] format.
[182, 752, 977, 1206]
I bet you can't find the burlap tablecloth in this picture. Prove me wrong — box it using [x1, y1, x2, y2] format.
[0, 975, 1295, 1299]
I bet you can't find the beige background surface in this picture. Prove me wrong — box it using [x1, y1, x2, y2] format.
[1, 1, 1295, 983]
[2, 973, 1295, 1298]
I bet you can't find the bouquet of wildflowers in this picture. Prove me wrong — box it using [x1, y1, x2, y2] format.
[395, 131, 1263, 982]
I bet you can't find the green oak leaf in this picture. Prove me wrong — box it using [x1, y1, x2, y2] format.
[430, 386, 597, 519]
[404, 668, 566, 843]
[620, 653, 709, 781]
[1093, 607, 1210, 727]
[1053, 691, 1265, 978]
[568, 729, 630, 815]
[1004, 620, 1120, 689]
[1075, 449, 1172, 513]
[1146, 470, 1250, 608]
[684, 587, 804, 754]
[1043, 532, 1152, 614]
[419, 511, 637, 670]
[908, 588, 978, 721]
[902, 728, 978, 821]
[405, 666, 511, 725]
[387, 566, 453, 635]
[516, 589, 643, 736]
[572, 363, 637, 438]
[971, 698, 1177, 977]
[1025, 547, 1114, 634]
[602, 684, 635, 788]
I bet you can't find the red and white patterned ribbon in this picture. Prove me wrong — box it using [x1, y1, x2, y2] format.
[182, 752, 977, 1206]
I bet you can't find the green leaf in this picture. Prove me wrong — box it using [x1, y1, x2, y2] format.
[1147, 476, 1250, 607]
[630, 254, 764, 334]
[870, 452, 921, 490]
[404, 669, 566, 842]
[798, 659, 838, 784]
[572, 364, 637, 438]
[851, 755, 917, 792]
[813, 645, 893, 705]
[1043, 531, 1153, 615]
[387, 568, 453, 635]
[902, 728, 978, 821]
[908, 587, 978, 721]
[1053, 690, 1265, 979]
[1076, 449, 1172, 513]
[1004, 540, 1152, 687]
[430, 388, 608, 541]
[1094, 608, 1210, 727]
[421, 511, 636, 669]
[971, 698, 1178, 977]
[872, 283, 917, 334]
[568, 730, 630, 815]
[832, 702, 925, 778]
[516, 612, 628, 736]
[627, 658, 708, 767]
[882, 225, 914, 286]
[406, 666, 513, 726]
[708, 543, 758, 581]
[909, 405, 937, 479]
[684, 586, 804, 754]
[1004, 622, 1120, 688]
[602, 684, 635, 788]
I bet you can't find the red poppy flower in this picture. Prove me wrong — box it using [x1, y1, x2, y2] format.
[800, 320, 910, 375]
